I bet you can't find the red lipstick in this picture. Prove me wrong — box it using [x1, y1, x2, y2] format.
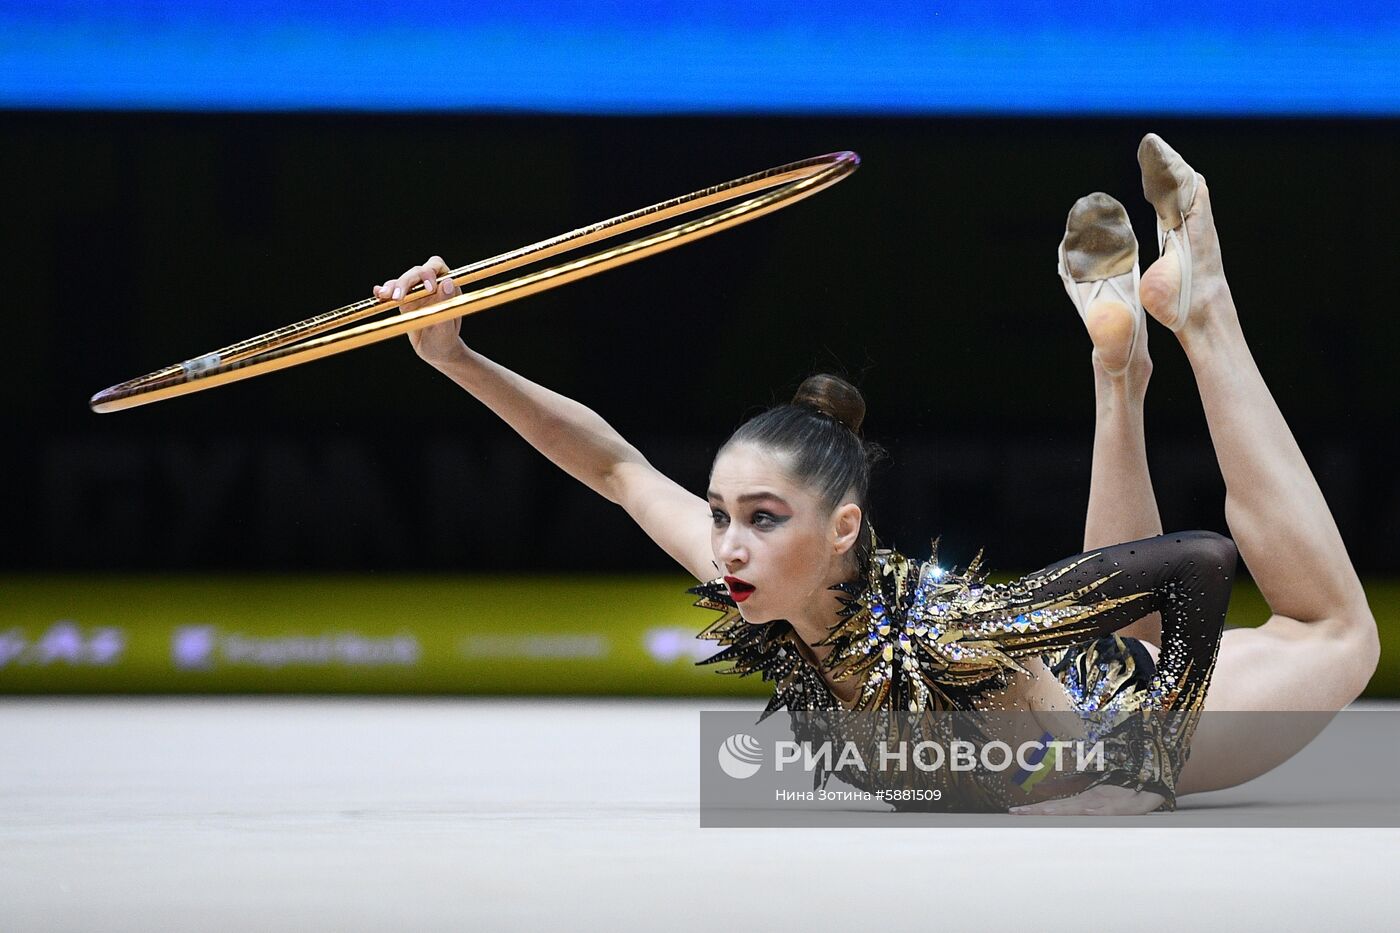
[724, 576, 756, 602]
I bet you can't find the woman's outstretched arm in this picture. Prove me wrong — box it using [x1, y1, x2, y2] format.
[376, 256, 716, 581]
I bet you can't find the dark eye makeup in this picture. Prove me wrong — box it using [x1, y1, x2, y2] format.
[710, 508, 788, 529]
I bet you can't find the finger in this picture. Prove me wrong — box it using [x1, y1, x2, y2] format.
[1009, 803, 1055, 815]
[393, 265, 429, 301]
[386, 275, 422, 301]
[423, 256, 454, 297]
[1080, 795, 1136, 812]
[1011, 790, 1091, 815]
[376, 279, 397, 300]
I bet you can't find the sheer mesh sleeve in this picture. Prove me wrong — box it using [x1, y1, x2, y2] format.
[967, 530, 1239, 805]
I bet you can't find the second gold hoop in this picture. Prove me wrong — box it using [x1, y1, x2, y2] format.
[90, 151, 860, 413]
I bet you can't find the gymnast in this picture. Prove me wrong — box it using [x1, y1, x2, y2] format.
[372, 134, 1378, 814]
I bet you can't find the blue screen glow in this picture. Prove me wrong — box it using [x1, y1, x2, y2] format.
[3, 1, 1398, 114]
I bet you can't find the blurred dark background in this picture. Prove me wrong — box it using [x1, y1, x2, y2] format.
[5, 112, 1396, 575]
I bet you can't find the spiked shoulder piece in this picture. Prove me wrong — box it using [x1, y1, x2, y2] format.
[691, 527, 1152, 715]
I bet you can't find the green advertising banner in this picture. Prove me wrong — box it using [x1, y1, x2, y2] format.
[0, 575, 1395, 695]
[0, 575, 746, 695]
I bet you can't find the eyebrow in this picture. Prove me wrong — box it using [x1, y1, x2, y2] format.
[706, 490, 791, 507]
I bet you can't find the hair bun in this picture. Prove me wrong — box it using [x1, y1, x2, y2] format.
[792, 373, 866, 434]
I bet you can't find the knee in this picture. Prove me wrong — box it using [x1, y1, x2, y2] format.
[1358, 624, 1381, 684]
[1294, 601, 1379, 705]
[1321, 613, 1382, 706]
[1343, 608, 1381, 691]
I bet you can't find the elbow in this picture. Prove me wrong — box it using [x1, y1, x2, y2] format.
[597, 460, 628, 505]
[597, 459, 635, 506]
[599, 454, 653, 506]
[1190, 530, 1240, 574]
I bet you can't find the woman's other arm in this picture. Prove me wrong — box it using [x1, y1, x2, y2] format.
[377, 257, 716, 581]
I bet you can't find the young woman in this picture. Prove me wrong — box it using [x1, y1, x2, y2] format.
[372, 134, 1378, 814]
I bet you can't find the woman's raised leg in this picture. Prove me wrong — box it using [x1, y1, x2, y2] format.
[1134, 135, 1380, 791]
[1060, 195, 1166, 646]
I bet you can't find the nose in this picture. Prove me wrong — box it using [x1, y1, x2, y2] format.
[717, 525, 748, 571]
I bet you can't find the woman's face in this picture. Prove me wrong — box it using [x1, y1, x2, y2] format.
[707, 442, 860, 625]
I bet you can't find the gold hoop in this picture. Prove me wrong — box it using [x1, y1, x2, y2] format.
[90, 151, 860, 413]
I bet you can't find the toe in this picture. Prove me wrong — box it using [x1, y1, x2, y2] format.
[1062, 193, 1137, 281]
[1139, 134, 1197, 229]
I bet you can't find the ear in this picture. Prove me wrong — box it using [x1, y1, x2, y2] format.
[831, 502, 863, 556]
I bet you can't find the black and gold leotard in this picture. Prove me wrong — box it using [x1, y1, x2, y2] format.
[690, 529, 1238, 811]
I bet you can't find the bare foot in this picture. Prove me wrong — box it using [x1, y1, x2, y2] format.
[1138, 134, 1237, 339]
[1058, 193, 1151, 387]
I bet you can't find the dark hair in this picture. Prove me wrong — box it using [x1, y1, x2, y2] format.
[719, 374, 886, 567]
